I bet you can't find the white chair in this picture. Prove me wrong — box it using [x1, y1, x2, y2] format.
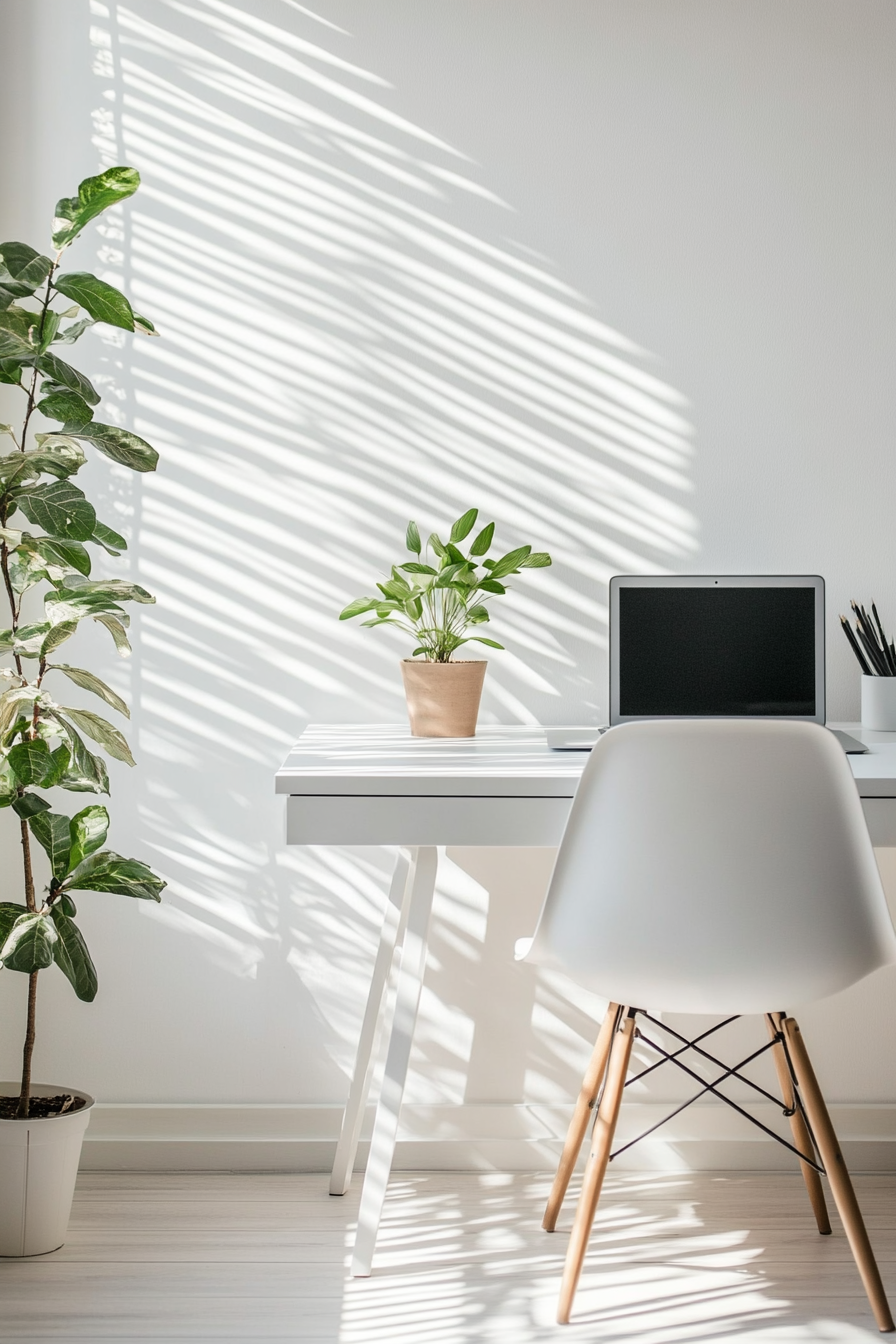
[517, 719, 896, 1329]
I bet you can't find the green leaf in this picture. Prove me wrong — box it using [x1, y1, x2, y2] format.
[8, 739, 51, 786]
[64, 849, 165, 901]
[59, 707, 135, 766]
[445, 542, 467, 566]
[0, 686, 37, 743]
[0, 304, 38, 358]
[36, 310, 61, 353]
[428, 533, 447, 558]
[40, 620, 78, 658]
[0, 357, 28, 385]
[18, 439, 87, 478]
[93, 613, 131, 657]
[49, 665, 128, 718]
[46, 589, 124, 626]
[50, 909, 98, 1002]
[91, 520, 127, 554]
[59, 578, 150, 604]
[339, 597, 378, 620]
[0, 912, 57, 972]
[0, 451, 36, 487]
[41, 744, 71, 790]
[54, 272, 136, 331]
[399, 562, 436, 575]
[45, 580, 146, 626]
[60, 423, 159, 473]
[15, 479, 96, 540]
[58, 893, 77, 917]
[0, 756, 16, 807]
[10, 621, 51, 656]
[466, 636, 505, 649]
[0, 304, 39, 338]
[477, 578, 506, 595]
[0, 902, 28, 946]
[469, 521, 495, 557]
[450, 508, 478, 544]
[520, 551, 552, 568]
[11, 791, 52, 818]
[68, 804, 110, 871]
[55, 718, 109, 795]
[28, 810, 72, 881]
[8, 550, 49, 598]
[52, 167, 141, 250]
[405, 520, 421, 554]
[377, 579, 411, 602]
[37, 351, 100, 406]
[485, 546, 532, 580]
[467, 604, 490, 624]
[35, 538, 91, 578]
[36, 389, 95, 427]
[0, 324, 30, 356]
[51, 316, 95, 346]
[0, 242, 53, 307]
[132, 312, 158, 337]
[434, 562, 466, 588]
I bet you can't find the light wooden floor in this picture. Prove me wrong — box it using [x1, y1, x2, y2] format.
[1, 1170, 894, 1342]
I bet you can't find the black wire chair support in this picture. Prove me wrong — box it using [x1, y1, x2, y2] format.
[609, 1011, 825, 1173]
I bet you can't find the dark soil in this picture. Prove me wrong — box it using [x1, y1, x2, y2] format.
[0, 1094, 86, 1120]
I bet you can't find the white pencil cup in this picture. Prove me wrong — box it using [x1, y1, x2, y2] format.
[861, 675, 896, 731]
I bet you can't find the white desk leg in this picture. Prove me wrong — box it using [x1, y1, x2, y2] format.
[330, 848, 413, 1196]
[352, 845, 438, 1277]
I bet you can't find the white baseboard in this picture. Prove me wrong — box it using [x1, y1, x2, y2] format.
[81, 1101, 896, 1172]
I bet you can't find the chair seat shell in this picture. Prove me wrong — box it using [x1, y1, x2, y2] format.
[523, 720, 896, 1014]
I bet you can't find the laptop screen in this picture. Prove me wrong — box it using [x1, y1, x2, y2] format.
[611, 578, 824, 722]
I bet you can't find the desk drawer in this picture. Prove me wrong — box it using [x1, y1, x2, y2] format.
[285, 794, 573, 847]
[863, 798, 896, 847]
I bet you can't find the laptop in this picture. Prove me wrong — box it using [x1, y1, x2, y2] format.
[547, 574, 867, 753]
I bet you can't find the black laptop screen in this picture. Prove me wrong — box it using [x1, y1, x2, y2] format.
[618, 586, 817, 717]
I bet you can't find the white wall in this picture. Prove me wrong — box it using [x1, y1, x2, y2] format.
[2, 0, 896, 1143]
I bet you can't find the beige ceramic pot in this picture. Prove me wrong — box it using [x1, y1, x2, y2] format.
[400, 659, 487, 737]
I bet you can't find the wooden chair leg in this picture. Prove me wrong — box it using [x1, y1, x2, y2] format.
[557, 1008, 636, 1326]
[782, 1015, 894, 1334]
[543, 1003, 622, 1232]
[766, 1013, 831, 1234]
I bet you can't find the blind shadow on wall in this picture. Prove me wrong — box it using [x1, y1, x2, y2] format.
[61, 0, 699, 1107]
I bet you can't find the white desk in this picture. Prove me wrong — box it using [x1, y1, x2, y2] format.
[275, 722, 896, 1274]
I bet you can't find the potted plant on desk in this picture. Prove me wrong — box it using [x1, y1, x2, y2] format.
[339, 509, 551, 736]
[0, 167, 165, 1256]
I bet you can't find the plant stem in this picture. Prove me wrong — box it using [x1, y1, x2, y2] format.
[6, 282, 51, 1120]
[20, 817, 36, 911]
[15, 973, 39, 1119]
[18, 268, 55, 452]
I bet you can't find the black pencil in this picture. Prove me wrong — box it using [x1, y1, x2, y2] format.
[871, 603, 896, 674]
[841, 615, 874, 675]
[852, 603, 888, 674]
[862, 603, 896, 675]
[859, 627, 889, 676]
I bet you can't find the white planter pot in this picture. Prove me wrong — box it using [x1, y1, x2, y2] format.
[0, 1082, 94, 1257]
[861, 675, 896, 731]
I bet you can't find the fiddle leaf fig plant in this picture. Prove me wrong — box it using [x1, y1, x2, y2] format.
[339, 508, 551, 662]
[0, 167, 165, 1120]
